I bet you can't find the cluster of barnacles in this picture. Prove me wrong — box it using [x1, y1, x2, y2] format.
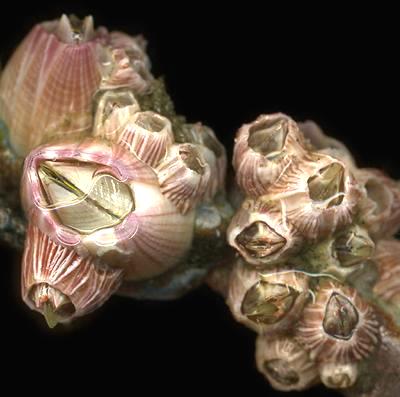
[1, 14, 400, 397]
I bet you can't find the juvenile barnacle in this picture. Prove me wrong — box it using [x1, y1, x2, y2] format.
[21, 138, 195, 281]
[373, 239, 400, 306]
[226, 259, 309, 333]
[255, 334, 319, 391]
[227, 197, 302, 267]
[232, 113, 307, 197]
[295, 280, 380, 363]
[318, 362, 358, 389]
[156, 143, 211, 214]
[270, 153, 361, 240]
[299, 120, 356, 169]
[22, 224, 123, 327]
[355, 168, 400, 239]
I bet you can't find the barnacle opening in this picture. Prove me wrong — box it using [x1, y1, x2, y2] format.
[308, 163, 345, 207]
[247, 117, 288, 159]
[179, 144, 205, 175]
[334, 226, 374, 267]
[235, 221, 286, 258]
[241, 281, 299, 324]
[50, 14, 95, 44]
[38, 160, 134, 234]
[135, 112, 166, 133]
[263, 359, 300, 386]
[29, 283, 76, 328]
[323, 292, 359, 339]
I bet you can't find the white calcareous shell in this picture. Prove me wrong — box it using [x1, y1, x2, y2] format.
[255, 334, 319, 391]
[226, 259, 309, 333]
[22, 223, 123, 324]
[0, 15, 102, 156]
[233, 113, 308, 197]
[318, 362, 358, 389]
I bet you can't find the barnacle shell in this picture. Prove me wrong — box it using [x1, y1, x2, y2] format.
[373, 239, 400, 306]
[156, 143, 211, 214]
[295, 280, 380, 363]
[227, 197, 302, 267]
[226, 259, 309, 333]
[21, 138, 195, 281]
[255, 334, 319, 391]
[22, 223, 123, 326]
[355, 168, 400, 239]
[299, 120, 356, 169]
[319, 362, 358, 389]
[270, 153, 361, 240]
[0, 15, 102, 156]
[233, 113, 307, 197]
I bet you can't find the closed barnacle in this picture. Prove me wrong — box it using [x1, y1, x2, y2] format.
[255, 334, 319, 391]
[226, 259, 309, 333]
[233, 113, 308, 197]
[156, 143, 211, 214]
[319, 362, 358, 389]
[355, 168, 400, 239]
[270, 153, 361, 240]
[295, 280, 380, 363]
[227, 197, 302, 267]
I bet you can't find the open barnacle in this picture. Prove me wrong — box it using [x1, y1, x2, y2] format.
[227, 197, 302, 267]
[22, 223, 123, 327]
[232, 113, 308, 197]
[355, 168, 400, 239]
[226, 259, 309, 333]
[255, 334, 319, 391]
[295, 280, 380, 363]
[21, 138, 195, 281]
[269, 153, 361, 240]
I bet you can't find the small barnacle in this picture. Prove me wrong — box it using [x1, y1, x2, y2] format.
[333, 225, 375, 267]
[355, 168, 400, 239]
[156, 143, 211, 214]
[270, 153, 361, 240]
[255, 334, 319, 391]
[226, 259, 309, 333]
[232, 113, 308, 197]
[295, 280, 380, 363]
[319, 362, 358, 389]
[373, 239, 400, 306]
[299, 120, 356, 169]
[227, 197, 302, 267]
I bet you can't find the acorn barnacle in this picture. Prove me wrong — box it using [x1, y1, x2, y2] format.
[269, 153, 361, 240]
[226, 259, 309, 333]
[295, 280, 380, 363]
[232, 113, 308, 197]
[255, 334, 319, 391]
[227, 197, 302, 267]
[318, 361, 359, 389]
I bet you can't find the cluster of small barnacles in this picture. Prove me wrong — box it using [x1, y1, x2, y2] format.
[216, 113, 400, 391]
[0, 15, 230, 327]
[1, 14, 400, 397]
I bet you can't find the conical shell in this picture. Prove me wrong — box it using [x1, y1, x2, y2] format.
[21, 138, 195, 281]
[0, 17, 102, 156]
[22, 223, 123, 322]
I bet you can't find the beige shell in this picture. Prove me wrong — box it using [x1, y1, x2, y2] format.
[22, 223, 123, 325]
[295, 280, 380, 363]
[0, 16, 102, 156]
[156, 143, 211, 214]
[269, 153, 361, 240]
[227, 197, 303, 267]
[226, 259, 309, 333]
[299, 120, 356, 169]
[233, 113, 308, 197]
[373, 239, 400, 305]
[355, 168, 400, 239]
[318, 362, 358, 389]
[255, 334, 319, 391]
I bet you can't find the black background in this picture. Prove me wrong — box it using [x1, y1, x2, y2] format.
[0, 2, 398, 396]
